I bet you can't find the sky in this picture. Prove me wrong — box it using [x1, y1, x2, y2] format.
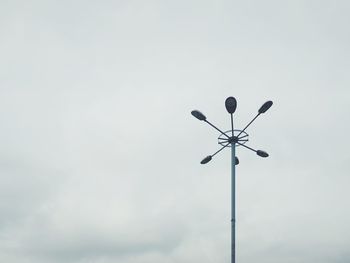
[0, 0, 350, 262]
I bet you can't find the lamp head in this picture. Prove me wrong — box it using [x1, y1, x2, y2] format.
[200, 155, 212, 164]
[225, 97, 237, 114]
[257, 150, 269, 158]
[191, 110, 207, 121]
[258, 101, 273, 114]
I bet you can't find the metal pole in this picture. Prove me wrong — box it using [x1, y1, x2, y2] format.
[231, 142, 236, 263]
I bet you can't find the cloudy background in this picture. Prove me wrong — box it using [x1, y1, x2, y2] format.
[1, 0, 349, 262]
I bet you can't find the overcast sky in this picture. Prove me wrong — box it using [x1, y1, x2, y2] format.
[1, 0, 350, 262]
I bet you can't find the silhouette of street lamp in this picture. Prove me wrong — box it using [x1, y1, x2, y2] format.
[191, 97, 273, 263]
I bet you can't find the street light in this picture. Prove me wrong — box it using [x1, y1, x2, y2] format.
[191, 97, 273, 263]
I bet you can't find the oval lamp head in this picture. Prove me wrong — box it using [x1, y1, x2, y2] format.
[200, 155, 212, 164]
[225, 97, 237, 114]
[257, 150, 269, 158]
[235, 157, 239, 165]
[191, 110, 206, 121]
[258, 101, 273, 114]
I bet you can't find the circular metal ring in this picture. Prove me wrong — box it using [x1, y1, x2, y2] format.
[218, 130, 249, 147]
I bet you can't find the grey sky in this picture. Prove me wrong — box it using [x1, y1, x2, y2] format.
[0, 0, 350, 262]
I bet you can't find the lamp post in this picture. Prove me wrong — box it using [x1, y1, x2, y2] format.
[191, 97, 273, 263]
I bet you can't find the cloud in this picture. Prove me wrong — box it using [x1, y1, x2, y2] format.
[0, 0, 350, 262]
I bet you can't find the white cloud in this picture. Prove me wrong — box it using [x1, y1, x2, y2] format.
[0, 0, 350, 262]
